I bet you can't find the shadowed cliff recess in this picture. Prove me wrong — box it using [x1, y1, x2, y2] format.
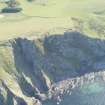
[0, 31, 105, 105]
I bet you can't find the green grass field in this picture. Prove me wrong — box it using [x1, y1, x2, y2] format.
[0, 0, 105, 40]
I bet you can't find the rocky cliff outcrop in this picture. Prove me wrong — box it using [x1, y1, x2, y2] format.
[0, 31, 105, 105]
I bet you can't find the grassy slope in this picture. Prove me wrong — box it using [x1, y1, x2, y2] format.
[0, 45, 36, 105]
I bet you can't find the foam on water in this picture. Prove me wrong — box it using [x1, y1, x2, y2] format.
[80, 82, 104, 94]
[43, 79, 105, 105]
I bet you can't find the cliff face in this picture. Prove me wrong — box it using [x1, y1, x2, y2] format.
[0, 31, 105, 105]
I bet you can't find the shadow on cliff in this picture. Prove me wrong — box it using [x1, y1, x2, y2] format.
[11, 31, 105, 96]
[11, 38, 49, 96]
[0, 92, 5, 105]
[1, 81, 27, 105]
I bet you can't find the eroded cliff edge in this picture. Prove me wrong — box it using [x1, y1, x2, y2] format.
[0, 31, 105, 105]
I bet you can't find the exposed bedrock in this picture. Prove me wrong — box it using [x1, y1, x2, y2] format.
[1, 31, 105, 104]
[12, 31, 105, 82]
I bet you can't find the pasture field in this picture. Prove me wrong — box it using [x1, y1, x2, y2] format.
[0, 0, 105, 40]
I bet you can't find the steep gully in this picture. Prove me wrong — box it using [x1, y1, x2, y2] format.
[1, 31, 105, 105]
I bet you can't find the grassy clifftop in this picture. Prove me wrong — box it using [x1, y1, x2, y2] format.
[0, 0, 105, 40]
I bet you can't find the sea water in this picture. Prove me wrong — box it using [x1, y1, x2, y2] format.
[43, 78, 105, 105]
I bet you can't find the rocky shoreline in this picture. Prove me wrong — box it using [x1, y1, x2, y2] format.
[37, 70, 104, 104]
